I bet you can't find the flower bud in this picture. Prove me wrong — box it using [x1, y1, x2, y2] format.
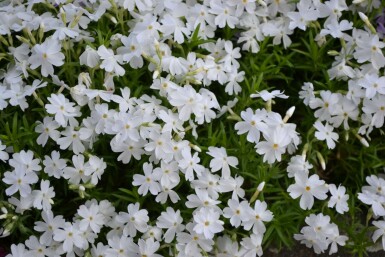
[356, 134, 369, 147]
[286, 106, 295, 118]
[250, 181, 265, 203]
[316, 152, 326, 170]
[257, 181, 265, 191]
[189, 143, 201, 152]
[327, 50, 339, 56]
[353, 0, 367, 4]
[1, 207, 7, 214]
[283, 106, 295, 123]
[358, 12, 377, 34]
[153, 70, 160, 80]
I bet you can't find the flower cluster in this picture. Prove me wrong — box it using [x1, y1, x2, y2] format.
[0, 0, 384, 256]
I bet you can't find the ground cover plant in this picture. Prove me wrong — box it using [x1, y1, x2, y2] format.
[0, 0, 385, 256]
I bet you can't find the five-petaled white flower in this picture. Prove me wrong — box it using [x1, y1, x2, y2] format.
[193, 207, 224, 239]
[287, 173, 328, 210]
[28, 38, 65, 77]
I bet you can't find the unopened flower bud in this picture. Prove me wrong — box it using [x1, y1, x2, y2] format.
[358, 12, 377, 34]
[153, 70, 160, 80]
[110, 16, 118, 24]
[356, 134, 369, 147]
[69, 184, 78, 190]
[70, 10, 84, 28]
[32, 92, 45, 107]
[1, 227, 10, 237]
[1, 207, 7, 214]
[60, 8, 67, 24]
[286, 106, 295, 118]
[39, 22, 45, 42]
[79, 185, 85, 198]
[301, 143, 309, 159]
[283, 106, 295, 123]
[0, 35, 9, 47]
[191, 79, 202, 85]
[257, 0, 267, 7]
[190, 143, 201, 152]
[316, 152, 326, 170]
[327, 50, 339, 56]
[266, 99, 272, 112]
[104, 13, 117, 24]
[250, 181, 265, 203]
[16, 36, 31, 46]
[257, 181, 265, 191]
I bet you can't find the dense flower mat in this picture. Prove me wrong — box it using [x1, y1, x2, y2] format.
[1, 0, 385, 256]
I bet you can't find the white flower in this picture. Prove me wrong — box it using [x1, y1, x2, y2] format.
[97, 45, 125, 76]
[34, 210, 65, 246]
[43, 151, 66, 179]
[77, 203, 106, 233]
[176, 222, 214, 254]
[242, 200, 273, 235]
[28, 38, 65, 77]
[372, 220, 385, 250]
[328, 184, 349, 214]
[235, 108, 268, 143]
[35, 117, 61, 146]
[0, 140, 9, 163]
[160, 13, 191, 44]
[156, 207, 185, 243]
[185, 188, 221, 212]
[106, 235, 137, 256]
[358, 175, 385, 216]
[62, 154, 91, 185]
[207, 146, 238, 178]
[136, 238, 162, 257]
[32, 180, 55, 211]
[79, 45, 100, 68]
[9, 150, 41, 173]
[223, 199, 250, 228]
[287, 0, 319, 31]
[57, 127, 86, 155]
[299, 82, 315, 106]
[354, 33, 385, 70]
[320, 19, 353, 38]
[2, 168, 39, 197]
[168, 85, 203, 122]
[314, 121, 339, 149]
[255, 126, 291, 164]
[132, 162, 161, 196]
[25, 235, 55, 257]
[178, 148, 205, 181]
[53, 222, 88, 252]
[193, 207, 224, 239]
[6, 244, 29, 257]
[45, 94, 80, 127]
[209, 0, 239, 29]
[287, 155, 312, 178]
[116, 203, 149, 237]
[250, 89, 288, 101]
[240, 233, 263, 257]
[287, 173, 328, 210]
